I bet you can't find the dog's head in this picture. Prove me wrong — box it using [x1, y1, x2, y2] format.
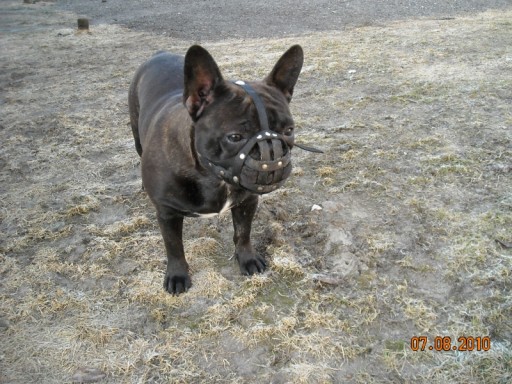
[183, 45, 304, 194]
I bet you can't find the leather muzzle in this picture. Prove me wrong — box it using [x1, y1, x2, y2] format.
[206, 128, 292, 194]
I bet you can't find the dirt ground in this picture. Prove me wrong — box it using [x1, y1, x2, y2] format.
[53, 0, 512, 41]
[1, 1, 511, 383]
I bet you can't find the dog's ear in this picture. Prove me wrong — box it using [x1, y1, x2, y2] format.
[265, 45, 304, 103]
[183, 45, 223, 120]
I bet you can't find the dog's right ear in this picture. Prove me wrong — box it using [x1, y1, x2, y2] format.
[183, 45, 223, 120]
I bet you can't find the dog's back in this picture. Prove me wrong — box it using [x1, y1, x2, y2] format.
[128, 52, 185, 156]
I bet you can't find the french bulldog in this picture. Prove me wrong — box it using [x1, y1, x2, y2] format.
[128, 45, 304, 294]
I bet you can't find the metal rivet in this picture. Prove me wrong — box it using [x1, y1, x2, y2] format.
[235, 80, 245, 85]
[272, 133, 277, 137]
[278, 161, 283, 167]
[220, 170, 225, 176]
[239, 153, 246, 160]
[265, 132, 271, 136]
[262, 164, 268, 170]
[233, 176, 239, 183]
[257, 186, 263, 191]
[209, 162, 212, 167]
[257, 135, 263, 139]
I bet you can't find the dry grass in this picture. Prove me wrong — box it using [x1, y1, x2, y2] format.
[1, 2, 511, 383]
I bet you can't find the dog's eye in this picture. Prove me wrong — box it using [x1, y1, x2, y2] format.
[227, 134, 243, 142]
[284, 127, 294, 136]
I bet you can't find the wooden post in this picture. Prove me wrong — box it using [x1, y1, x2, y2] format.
[77, 18, 89, 31]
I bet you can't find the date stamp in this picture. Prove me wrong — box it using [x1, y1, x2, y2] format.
[410, 336, 491, 352]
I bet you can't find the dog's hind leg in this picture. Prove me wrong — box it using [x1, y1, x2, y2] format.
[128, 78, 143, 157]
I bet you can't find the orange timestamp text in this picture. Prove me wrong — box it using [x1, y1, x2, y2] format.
[410, 336, 491, 352]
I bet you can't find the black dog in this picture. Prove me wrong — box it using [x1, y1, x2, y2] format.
[129, 45, 303, 294]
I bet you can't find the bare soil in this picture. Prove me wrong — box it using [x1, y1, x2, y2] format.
[53, 0, 512, 41]
[1, 1, 511, 383]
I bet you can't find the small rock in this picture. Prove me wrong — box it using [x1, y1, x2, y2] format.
[338, 144, 352, 152]
[56, 29, 74, 37]
[489, 163, 511, 174]
[71, 367, 106, 383]
[325, 227, 353, 247]
[331, 252, 358, 277]
[495, 239, 512, 249]
[50, 221, 66, 231]
[321, 200, 344, 213]
[311, 273, 344, 286]
[0, 318, 10, 330]
[334, 122, 350, 131]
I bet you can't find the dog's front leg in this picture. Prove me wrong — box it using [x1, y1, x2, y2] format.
[157, 213, 192, 294]
[232, 194, 266, 275]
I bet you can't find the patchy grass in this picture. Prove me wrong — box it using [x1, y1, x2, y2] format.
[0, 2, 511, 384]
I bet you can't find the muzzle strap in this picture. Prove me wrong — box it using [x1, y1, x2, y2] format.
[234, 80, 323, 154]
[294, 142, 324, 153]
[234, 81, 270, 132]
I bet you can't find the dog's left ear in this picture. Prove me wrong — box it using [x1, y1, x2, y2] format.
[265, 45, 304, 103]
[184, 45, 223, 120]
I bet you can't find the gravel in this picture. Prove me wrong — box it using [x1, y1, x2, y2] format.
[54, 0, 512, 41]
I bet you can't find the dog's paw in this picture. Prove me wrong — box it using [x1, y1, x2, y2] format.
[236, 252, 267, 275]
[163, 273, 192, 295]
